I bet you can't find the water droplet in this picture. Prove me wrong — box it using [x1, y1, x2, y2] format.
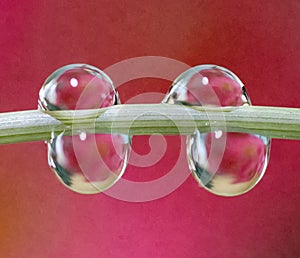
[163, 65, 270, 196]
[39, 64, 130, 194]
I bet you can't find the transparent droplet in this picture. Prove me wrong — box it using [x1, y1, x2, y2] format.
[163, 65, 271, 196]
[39, 64, 130, 194]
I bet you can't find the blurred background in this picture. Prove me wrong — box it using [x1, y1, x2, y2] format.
[0, 0, 299, 257]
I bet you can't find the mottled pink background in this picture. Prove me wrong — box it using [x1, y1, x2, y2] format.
[0, 1, 299, 257]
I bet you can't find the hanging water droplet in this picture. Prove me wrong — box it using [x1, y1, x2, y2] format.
[163, 65, 271, 196]
[39, 64, 130, 194]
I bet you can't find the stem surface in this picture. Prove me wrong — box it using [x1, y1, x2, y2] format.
[0, 104, 299, 144]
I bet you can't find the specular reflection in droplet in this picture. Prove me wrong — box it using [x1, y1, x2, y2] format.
[39, 64, 130, 194]
[163, 64, 271, 196]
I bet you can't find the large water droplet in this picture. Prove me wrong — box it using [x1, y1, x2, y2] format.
[39, 64, 130, 194]
[163, 65, 270, 196]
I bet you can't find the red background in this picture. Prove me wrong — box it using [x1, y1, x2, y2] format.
[0, 1, 299, 257]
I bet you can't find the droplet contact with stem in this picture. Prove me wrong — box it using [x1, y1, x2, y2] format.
[39, 64, 130, 194]
[34, 63, 275, 197]
[163, 65, 270, 196]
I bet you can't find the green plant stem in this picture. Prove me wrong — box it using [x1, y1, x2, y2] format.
[0, 104, 299, 144]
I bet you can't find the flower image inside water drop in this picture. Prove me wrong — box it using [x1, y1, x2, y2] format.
[163, 65, 271, 196]
[39, 64, 130, 194]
